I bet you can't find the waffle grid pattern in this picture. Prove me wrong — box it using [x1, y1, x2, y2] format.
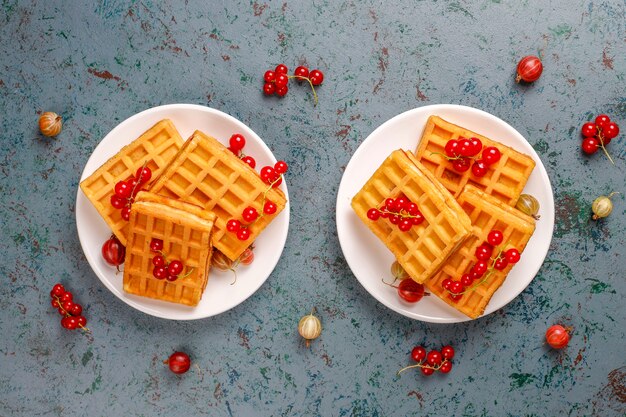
[352, 150, 472, 284]
[424, 185, 536, 319]
[79, 120, 184, 245]
[123, 198, 214, 306]
[149, 131, 286, 261]
[415, 116, 535, 206]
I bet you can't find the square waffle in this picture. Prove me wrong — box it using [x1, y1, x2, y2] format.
[351, 150, 473, 284]
[148, 130, 287, 261]
[415, 115, 535, 206]
[424, 185, 536, 319]
[79, 119, 184, 245]
[123, 191, 216, 306]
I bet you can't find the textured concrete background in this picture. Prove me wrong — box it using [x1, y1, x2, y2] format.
[1, 1, 625, 416]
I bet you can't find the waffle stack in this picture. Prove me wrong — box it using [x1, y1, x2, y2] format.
[149, 130, 287, 261]
[351, 150, 473, 284]
[424, 185, 536, 319]
[80, 120, 184, 245]
[415, 116, 535, 206]
[123, 192, 216, 306]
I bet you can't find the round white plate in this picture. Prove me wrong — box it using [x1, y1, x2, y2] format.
[336, 104, 554, 323]
[76, 104, 290, 320]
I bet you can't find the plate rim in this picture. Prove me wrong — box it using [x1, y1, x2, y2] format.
[75, 103, 290, 320]
[335, 103, 555, 323]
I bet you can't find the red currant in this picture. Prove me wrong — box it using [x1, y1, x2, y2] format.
[61, 316, 78, 330]
[229, 134, 246, 151]
[110, 195, 125, 209]
[487, 230, 504, 246]
[166, 274, 178, 282]
[460, 273, 473, 287]
[449, 293, 463, 302]
[114, 181, 131, 199]
[411, 213, 424, 225]
[150, 238, 164, 252]
[167, 351, 191, 374]
[581, 122, 597, 138]
[449, 281, 464, 295]
[442, 278, 453, 290]
[51, 283, 65, 297]
[275, 64, 288, 74]
[76, 316, 87, 328]
[411, 346, 427, 362]
[494, 257, 509, 270]
[439, 361, 453, 373]
[421, 366, 434, 376]
[70, 304, 82, 316]
[274, 160, 288, 174]
[226, 219, 241, 232]
[426, 350, 443, 366]
[135, 166, 152, 184]
[260, 166, 276, 183]
[397, 279, 425, 303]
[602, 122, 619, 140]
[398, 218, 412, 232]
[505, 248, 521, 264]
[276, 85, 288, 97]
[581, 137, 599, 154]
[168, 260, 184, 276]
[595, 114, 611, 128]
[263, 82, 276, 95]
[441, 345, 455, 360]
[309, 69, 324, 86]
[388, 214, 400, 225]
[241, 155, 256, 168]
[457, 138, 474, 157]
[384, 198, 397, 212]
[471, 160, 488, 177]
[275, 73, 289, 89]
[152, 255, 165, 267]
[482, 147, 501, 165]
[237, 228, 251, 241]
[366, 208, 380, 221]
[153, 266, 168, 279]
[405, 202, 419, 216]
[473, 260, 488, 275]
[468, 137, 483, 156]
[444, 140, 459, 157]
[264, 201, 277, 215]
[60, 292, 73, 302]
[242, 207, 258, 223]
[120, 206, 131, 221]
[395, 197, 409, 211]
[452, 157, 471, 173]
[294, 66, 309, 79]
[264, 70, 276, 83]
[51, 298, 60, 308]
[475, 244, 493, 261]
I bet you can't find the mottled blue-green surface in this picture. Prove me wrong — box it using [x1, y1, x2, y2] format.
[1, 1, 625, 416]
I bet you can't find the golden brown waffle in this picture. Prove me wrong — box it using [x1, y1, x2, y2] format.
[123, 191, 216, 306]
[79, 120, 184, 245]
[351, 150, 473, 284]
[148, 130, 287, 261]
[424, 185, 536, 319]
[415, 116, 535, 206]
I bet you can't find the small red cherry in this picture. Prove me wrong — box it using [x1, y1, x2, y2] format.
[51, 284, 65, 297]
[70, 304, 83, 316]
[460, 274, 473, 287]
[166, 351, 191, 374]
[309, 69, 324, 86]
[152, 255, 165, 267]
[473, 260, 488, 275]
[60, 292, 73, 302]
[442, 278, 453, 290]
[405, 202, 419, 216]
[76, 316, 87, 328]
[102, 236, 125, 267]
[276, 85, 288, 97]
[581, 122, 597, 138]
[449, 281, 464, 295]
[398, 218, 412, 232]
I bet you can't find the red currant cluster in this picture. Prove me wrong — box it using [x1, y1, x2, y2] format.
[263, 64, 324, 104]
[110, 166, 152, 221]
[398, 344, 455, 376]
[228, 133, 256, 169]
[441, 137, 501, 177]
[581, 114, 620, 163]
[150, 238, 190, 281]
[441, 230, 520, 302]
[366, 195, 424, 232]
[50, 283, 88, 331]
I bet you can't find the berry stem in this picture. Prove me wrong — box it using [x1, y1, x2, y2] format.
[397, 359, 449, 375]
[288, 75, 318, 106]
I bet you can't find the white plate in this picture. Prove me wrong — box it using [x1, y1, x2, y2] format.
[76, 104, 290, 320]
[336, 104, 554, 323]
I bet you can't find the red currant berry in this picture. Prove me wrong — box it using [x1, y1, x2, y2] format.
[51, 298, 60, 308]
[444, 140, 459, 157]
[449, 281, 464, 295]
[271, 176, 282, 188]
[494, 257, 509, 270]
[275, 64, 288, 74]
[60, 292, 73, 302]
[110, 195, 125, 209]
[275, 73, 289, 89]
[166, 274, 178, 282]
[449, 293, 463, 302]
[602, 122, 619, 140]
[51, 284, 65, 297]
[473, 260, 488, 275]
[226, 219, 241, 232]
[65, 316, 79, 330]
[439, 361, 453, 373]
[274, 160, 288, 174]
[426, 350, 443, 366]
[152, 255, 165, 267]
[294, 66, 309, 79]
[135, 166, 152, 184]
[411, 346, 427, 362]
[241, 155, 256, 168]
[167, 351, 191, 374]
[276, 85, 288, 97]
[384, 198, 397, 212]
[595, 114, 611, 128]
[441, 345, 455, 360]
[398, 218, 412, 232]
[397, 279, 425, 303]
[460, 273, 473, 287]
[260, 166, 276, 184]
[581, 122, 597, 138]
[457, 138, 474, 157]
[120, 206, 131, 221]
[62, 300, 74, 312]
[309, 69, 324, 86]
[229, 134, 246, 151]
[452, 157, 471, 173]
[471, 160, 488, 177]
[70, 303, 82, 316]
[264, 201, 277, 215]
[264, 70, 276, 83]
[581, 137, 599, 154]
[482, 147, 501, 165]
[242, 207, 258, 223]
[421, 366, 435, 376]
[114, 181, 131, 199]
[505, 248, 521, 264]
[153, 266, 168, 279]
[468, 137, 483, 156]
[76, 316, 87, 328]
[388, 214, 400, 225]
[61, 316, 74, 330]
[150, 238, 164, 252]
[487, 230, 504, 246]
[366, 208, 380, 221]
[442, 278, 453, 290]
[405, 202, 419, 216]
[395, 197, 409, 211]
[411, 212, 424, 225]
[236, 228, 251, 241]
[57, 307, 66, 316]
[167, 260, 183, 276]
[379, 208, 389, 218]
[475, 245, 493, 261]
[263, 82, 276, 95]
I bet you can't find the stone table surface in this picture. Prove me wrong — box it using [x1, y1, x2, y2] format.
[1, 1, 625, 416]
